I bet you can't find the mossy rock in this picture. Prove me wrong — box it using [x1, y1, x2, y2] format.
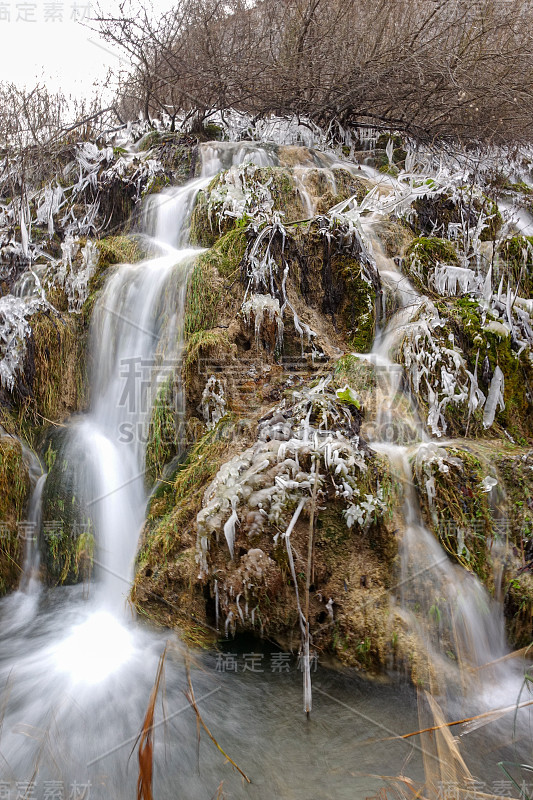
[489, 446, 533, 646]
[298, 224, 379, 352]
[412, 445, 494, 585]
[497, 236, 533, 296]
[189, 166, 307, 248]
[132, 419, 236, 644]
[26, 311, 87, 424]
[40, 429, 94, 585]
[495, 447, 533, 546]
[184, 229, 246, 338]
[145, 374, 182, 487]
[82, 235, 144, 324]
[137, 133, 197, 182]
[411, 192, 502, 243]
[403, 236, 458, 293]
[398, 295, 533, 440]
[297, 167, 369, 215]
[443, 297, 533, 440]
[133, 401, 406, 673]
[0, 435, 31, 596]
[142, 174, 171, 197]
[504, 572, 533, 647]
[374, 217, 414, 259]
[332, 255, 377, 351]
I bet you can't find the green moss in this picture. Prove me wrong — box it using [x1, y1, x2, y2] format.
[40, 430, 93, 585]
[444, 298, 533, 439]
[378, 163, 400, 177]
[138, 419, 230, 564]
[403, 236, 458, 292]
[27, 311, 87, 425]
[497, 236, 533, 296]
[184, 329, 233, 385]
[495, 447, 533, 546]
[142, 174, 171, 197]
[334, 256, 376, 352]
[413, 446, 494, 583]
[0, 437, 31, 596]
[188, 179, 219, 247]
[184, 255, 222, 338]
[205, 227, 246, 279]
[145, 374, 179, 486]
[184, 227, 246, 338]
[138, 131, 165, 150]
[82, 235, 143, 324]
[504, 573, 533, 648]
[333, 354, 377, 402]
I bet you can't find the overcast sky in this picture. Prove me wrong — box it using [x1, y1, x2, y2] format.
[0, 0, 151, 99]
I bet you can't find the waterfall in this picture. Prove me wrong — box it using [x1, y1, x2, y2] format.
[19, 473, 46, 595]
[45, 142, 280, 613]
[357, 214, 511, 693]
[0, 139, 531, 798]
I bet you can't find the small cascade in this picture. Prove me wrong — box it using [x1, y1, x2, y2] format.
[356, 215, 515, 696]
[0, 433, 46, 632]
[50, 141, 299, 614]
[141, 177, 211, 249]
[19, 473, 46, 595]
[377, 443, 507, 684]
[354, 215, 426, 446]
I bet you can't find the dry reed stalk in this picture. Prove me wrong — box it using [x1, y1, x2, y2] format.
[135, 646, 167, 800]
[184, 659, 250, 784]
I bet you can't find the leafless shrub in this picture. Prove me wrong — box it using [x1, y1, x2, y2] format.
[96, 0, 533, 146]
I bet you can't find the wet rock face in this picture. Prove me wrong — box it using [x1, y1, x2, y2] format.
[135, 377, 402, 672]
[0, 434, 30, 596]
[189, 162, 370, 249]
[39, 428, 94, 586]
[410, 191, 502, 242]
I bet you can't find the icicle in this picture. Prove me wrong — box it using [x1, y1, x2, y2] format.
[236, 593, 244, 623]
[482, 366, 505, 429]
[385, 137, 394, 166]
[479, 476, 497, 493]
[223, 497, 239, 557]
[483, 264, 492, 306]
[225, 610, 234, 638]
[20, 214, 29, 258]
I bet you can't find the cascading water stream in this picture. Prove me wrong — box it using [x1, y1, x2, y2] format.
[0, 436, 46, 634]
[0, 141, 531, 798]
[356, 214, 517, 698]
[18, 473, 46, 596]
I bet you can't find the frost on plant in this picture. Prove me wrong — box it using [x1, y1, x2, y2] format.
[52, 235, 99, 313]
[241, 293, 284, 351]
[200, 376, 226, 430]
[205, 164, 277, 231]
[0, 294, 55, 389]
[196, 375, 384, 578]
[394, 301, 489, 436]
